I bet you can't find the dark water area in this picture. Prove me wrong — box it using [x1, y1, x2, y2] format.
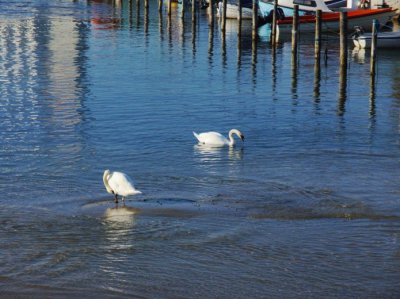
[1, 0, 400, 297]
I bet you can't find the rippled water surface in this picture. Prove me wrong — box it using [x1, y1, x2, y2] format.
[1, 0, 400, 297]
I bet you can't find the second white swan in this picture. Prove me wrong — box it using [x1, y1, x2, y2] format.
[193, 129, 245, 147]
[103, 170, 142, 203]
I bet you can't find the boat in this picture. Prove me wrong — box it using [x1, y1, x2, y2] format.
[275, 7, 396, 33]
[269, 0, 397, 33]
[352, 26, 400, 48]
[216, 0, 273, 19]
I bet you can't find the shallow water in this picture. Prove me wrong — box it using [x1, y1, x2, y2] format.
[1, 0, 400, 297]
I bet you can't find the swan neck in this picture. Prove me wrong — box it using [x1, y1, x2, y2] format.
[228, 131, 235, 146]
[103, 170, 112, 193]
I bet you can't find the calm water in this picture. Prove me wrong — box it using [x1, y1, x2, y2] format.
[1, 0, 400, 297]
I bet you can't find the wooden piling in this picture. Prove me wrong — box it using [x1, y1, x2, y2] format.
[314, 10, 322, 100]
[369, 21, 377, 114]
[291, 5, 299, 60]
[271, 0, 278, 45]
[370, 19, 378, 77]
[192, 0, 197, 25]
[181, 0, 185, 18]
[208, 0, 214, 26]
[338, 12, 348, 116]
[222, 0, 227, 33]
[252, 0, 258, 41]
[168, 0, 172, 16]
[339, 12, 347, 73]
[208, 0, 214, 24]
[145, 0, 149, 29]
[314, 9, 321, 61]
[238, 0, 242, 38]
[158, 0, 163, 13]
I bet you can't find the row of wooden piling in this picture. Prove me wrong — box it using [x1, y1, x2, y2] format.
[122, 0, 379, 79]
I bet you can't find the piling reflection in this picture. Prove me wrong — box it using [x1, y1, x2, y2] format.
[314, 58, 321, 104]
[136, 0, 140, 28]
[337, 65, 347, 116]
[181, 16, 186, 53]
[208, 20, 214, 65]
[251, 38, 257, 83]
[291, 50, 298, 102]
[237, 37, 242, 70]
[271, 46, 277, 94]
[369, 74, 376, 119]
[168, 11, 173, 47]
[128, 0, 133, 28]
[159, 10, 164, 40]
[144, 0, 149, 34]
[222, 32, 227, 68]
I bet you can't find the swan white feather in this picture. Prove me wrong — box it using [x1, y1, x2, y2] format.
[193, 129, 244, 147]
[103, 169, 141, 203]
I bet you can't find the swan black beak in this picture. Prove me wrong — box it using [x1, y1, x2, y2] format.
[241, 135, 245, 141]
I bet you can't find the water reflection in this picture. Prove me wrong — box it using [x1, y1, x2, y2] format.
[369, 73, 376, 120]
[104, 205, 139, 227]
[313, 58, 321, 104]
[90, 0, 121, 29]
[0, 9, 92, 176]
[194, 144, 244, 162]
[291, 51, 298, 103]
[352, 47, 366, 64]
[337, 64, 347, 116]
[252, 38, 257, 83]
[208, 20, 214, 65]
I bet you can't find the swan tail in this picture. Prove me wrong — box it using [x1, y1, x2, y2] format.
[193, 131, 200, 141]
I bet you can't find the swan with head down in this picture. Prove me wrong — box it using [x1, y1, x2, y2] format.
[103, 170, 142, 203]
[193, 129, 245, 147]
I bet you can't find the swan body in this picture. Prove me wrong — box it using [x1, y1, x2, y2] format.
[103, 170, 142, 203]
[193, 129, 244, 147]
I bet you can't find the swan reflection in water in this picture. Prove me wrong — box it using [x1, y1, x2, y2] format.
[101, 205, 139, 273]
[194, 144, 244, 163]
[352, 48, 366, 64]
[104, 205, 139, 228]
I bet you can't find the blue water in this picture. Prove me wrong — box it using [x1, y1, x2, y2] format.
[1, 0, 400, 297]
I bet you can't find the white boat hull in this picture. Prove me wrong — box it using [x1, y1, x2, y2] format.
[276, 9, 396, 33]
[217, 1, 272, 19]
[353, 31, 400, 48]
[218, 2, 255, 19]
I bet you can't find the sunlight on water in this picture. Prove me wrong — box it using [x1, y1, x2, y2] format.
[0, 0, 400, 297]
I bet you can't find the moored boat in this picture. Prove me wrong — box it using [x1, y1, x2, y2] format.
[352, 27, 400, 48]
[216, 0, 272, 19]
[276, 7, 397, 33]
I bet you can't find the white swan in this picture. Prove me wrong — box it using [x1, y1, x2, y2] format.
[103, 170, 142, 203]
[193, 129, 245, 147]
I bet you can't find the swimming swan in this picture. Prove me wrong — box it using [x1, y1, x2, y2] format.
[193, 129, 245, 147]
[103, 170, 142, 203]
